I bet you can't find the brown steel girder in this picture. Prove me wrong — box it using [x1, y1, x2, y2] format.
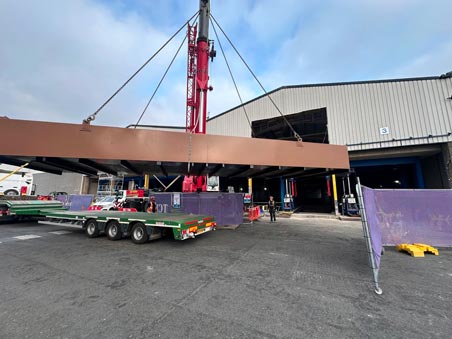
[0, 119, 350, 177]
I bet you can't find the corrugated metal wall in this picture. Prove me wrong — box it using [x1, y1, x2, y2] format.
[207, 77, 452, 151]
[33, 172, 84, 195]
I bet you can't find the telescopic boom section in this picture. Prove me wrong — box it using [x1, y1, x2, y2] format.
[186, 0, 215, 134]
[185, 24, 197, 132]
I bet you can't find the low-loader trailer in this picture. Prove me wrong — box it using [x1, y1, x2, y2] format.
[1, 200, 216, 244]
[40, 210, 216, 244]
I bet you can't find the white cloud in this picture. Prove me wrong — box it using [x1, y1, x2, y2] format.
[0, 0, 184, 127]
[256, 0, 452, 88]
[1, 0, 451, 130]
[385, 41, 452, 78]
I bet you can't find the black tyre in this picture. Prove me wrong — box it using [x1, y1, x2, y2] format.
[131, 222, 149, 244]
[85, 219, 100, 238]
[106, 221, 122, 241]
[4, 189, 19, 196]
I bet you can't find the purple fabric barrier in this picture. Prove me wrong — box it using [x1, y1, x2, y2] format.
[68, 194, 94, 211]
[369, 189, 452, 247]
[56, 194, 93, 211]
[361, 187, 452, 270]
[361, 187, 383, 268]
[153, 192, 243, 226]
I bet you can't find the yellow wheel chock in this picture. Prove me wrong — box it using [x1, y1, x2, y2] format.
[395, 243, 439, 257]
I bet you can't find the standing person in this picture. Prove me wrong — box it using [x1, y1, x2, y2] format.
[268, 195, 276, 222]
[146, 196, 157, 213]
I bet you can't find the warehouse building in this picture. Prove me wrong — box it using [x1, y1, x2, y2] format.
[207, 73, 452, 212]
[31, 73, 452, 213]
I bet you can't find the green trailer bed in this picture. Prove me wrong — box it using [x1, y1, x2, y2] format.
[0, 200, 65, 217]
[40, 210, 216, 243]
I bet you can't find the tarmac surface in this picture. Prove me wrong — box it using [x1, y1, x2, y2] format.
[0, 217, 451, 338]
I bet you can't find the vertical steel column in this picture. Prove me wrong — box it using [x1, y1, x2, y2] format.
[415, 158, 425, 188]
[280, 176, 285, 210]
[332, 174, 339, 215]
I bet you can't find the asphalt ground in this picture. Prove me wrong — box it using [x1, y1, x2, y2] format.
[0, 217, 451, 339]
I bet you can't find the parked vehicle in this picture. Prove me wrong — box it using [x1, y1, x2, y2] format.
[0, 172, 34, 196]
[90, 189, 154, 212]
[88, 196, 117, 210]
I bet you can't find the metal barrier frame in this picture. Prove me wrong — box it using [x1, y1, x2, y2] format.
[356, 178, 383, 295]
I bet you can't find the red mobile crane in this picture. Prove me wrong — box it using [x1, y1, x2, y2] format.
[183, 0, 216, 192]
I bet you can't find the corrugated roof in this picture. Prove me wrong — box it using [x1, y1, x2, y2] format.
[206, 73, 452, 152]
[208, 74, 450, 122]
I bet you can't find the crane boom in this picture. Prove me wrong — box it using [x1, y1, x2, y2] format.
[184, 0, 216, 192]
[186, 0, 215, 134]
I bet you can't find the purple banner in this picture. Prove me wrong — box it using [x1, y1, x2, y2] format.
[153, 192, 244, 226]
[56, 194, 94, 211]
[362, 187, 452, 262]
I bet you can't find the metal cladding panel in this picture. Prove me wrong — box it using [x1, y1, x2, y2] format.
[33, 172, 83, 195]
[207, 77, 452, 152]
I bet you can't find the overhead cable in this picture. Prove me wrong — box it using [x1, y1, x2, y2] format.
[210, 18, 255, 137]
[134, 13, 199, 128]
[83, 11, 199, 125]
[211, 14, 302, 142]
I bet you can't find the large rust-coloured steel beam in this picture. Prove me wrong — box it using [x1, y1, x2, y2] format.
[0, 119, 349, 172]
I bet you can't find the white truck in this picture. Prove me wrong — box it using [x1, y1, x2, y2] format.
[0, 169, 34, 196]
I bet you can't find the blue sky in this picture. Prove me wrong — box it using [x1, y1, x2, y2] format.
[1, 0, 451, 128]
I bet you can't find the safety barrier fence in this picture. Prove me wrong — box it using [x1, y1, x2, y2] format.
[357, 182, 452, 294]
[247, 206, 260, 221]
[55, 194, 94, 211]
[153, 192, 244, 226]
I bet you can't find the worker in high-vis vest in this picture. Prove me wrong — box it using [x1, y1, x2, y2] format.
[147, 196, 157, 213]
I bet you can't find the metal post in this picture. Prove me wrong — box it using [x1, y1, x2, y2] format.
[144, 174, 150, 189]
[164, 175, 181, 192]
[332, 174, 339, 215]
[347, 173, 351, 194]
[153, 175, 167, 190]
[280, 176, 285, 210]
[356, 177, 383, 295]
[341, 176, 346, 216]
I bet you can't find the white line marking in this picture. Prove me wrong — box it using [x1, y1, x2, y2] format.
[13, 235, 42, 240]
[48, 231, 72, 235]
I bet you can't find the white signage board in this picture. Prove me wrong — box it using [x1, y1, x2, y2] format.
[172, 193, 181, 208]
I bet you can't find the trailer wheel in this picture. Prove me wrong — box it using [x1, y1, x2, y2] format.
[85, 219, 99, 238]
[106, 221, 122, 241]
[131, 222, 148, 244]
